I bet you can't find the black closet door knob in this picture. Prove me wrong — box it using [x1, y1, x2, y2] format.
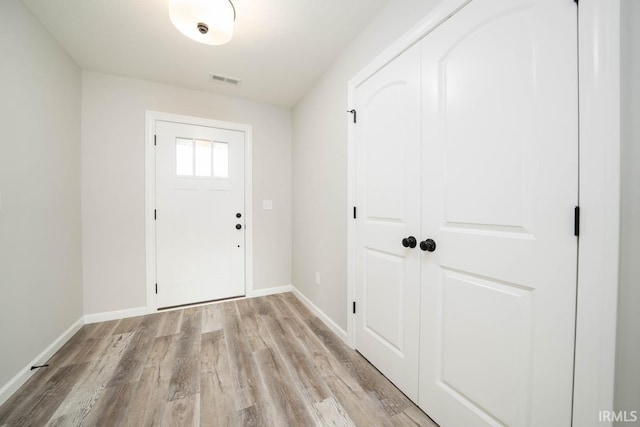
[402, 236, 417, 248]
[420, 239, 436, 252]
[235, 224, 242, 230]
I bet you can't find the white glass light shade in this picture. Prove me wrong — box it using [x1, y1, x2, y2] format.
[169, 0, 235, 45]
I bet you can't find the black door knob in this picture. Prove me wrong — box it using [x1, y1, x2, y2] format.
[402, 236, 417, 248]
[236, 213, 242, 218]
[420, 239, 436, 252]
[235, 224, 242, 230]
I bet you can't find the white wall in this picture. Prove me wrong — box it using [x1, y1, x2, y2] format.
[291, 0, 443, 330]
[0, 0, 82, 387]
[82, 71, 292, 315]
[615, 0, 640, 420]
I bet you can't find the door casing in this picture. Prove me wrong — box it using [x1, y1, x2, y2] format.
[346, 0, 621, 425]
[145, 111, 253, 312]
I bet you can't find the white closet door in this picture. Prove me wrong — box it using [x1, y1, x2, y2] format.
[354, 44, 422, 400]
[156, 120, 245, 308]
[418, 0, 578, 426]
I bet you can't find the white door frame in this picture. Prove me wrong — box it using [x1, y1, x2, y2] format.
[346, 1, 621, 425]
[145, 111, 253, 312]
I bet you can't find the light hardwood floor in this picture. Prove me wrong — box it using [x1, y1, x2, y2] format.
[0, 293, 437, 426]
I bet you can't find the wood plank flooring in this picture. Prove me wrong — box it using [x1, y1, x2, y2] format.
[0, 293, 438, 426]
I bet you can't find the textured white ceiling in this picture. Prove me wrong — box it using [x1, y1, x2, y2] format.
[22, 0, 387, 107]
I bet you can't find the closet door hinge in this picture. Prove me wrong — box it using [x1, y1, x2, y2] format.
[154, 209, 157, 220]
[574, 206, 580, 237]
[353, 301, 356, 314]
[353, 206, 357, 219]
[155, 283, 158, 294]
[347, 109, 357, 123]
[154, 135, 157, 146]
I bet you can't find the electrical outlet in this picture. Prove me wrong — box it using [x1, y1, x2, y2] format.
[315, 272, 321, 285]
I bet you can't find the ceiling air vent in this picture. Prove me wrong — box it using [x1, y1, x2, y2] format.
[209, 73, 241, 86]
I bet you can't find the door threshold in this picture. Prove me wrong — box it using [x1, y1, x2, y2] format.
[158, 294, 246, 311]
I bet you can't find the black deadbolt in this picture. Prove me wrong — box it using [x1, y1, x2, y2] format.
[402, 236, 417, 248]
[236, 213, 242, 218]
[235, 224, 242, 230]
[420, 239, 436, 252]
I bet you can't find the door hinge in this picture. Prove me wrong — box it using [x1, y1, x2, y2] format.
[574, 206, 580, 237]
[155, 283, 158, 294]
[353, 301, 356, 314]
[347, 109, 357, 123]
[353, 206, 357, 219]
[154, 135, 157, 146]
[154, 209, 157, 220]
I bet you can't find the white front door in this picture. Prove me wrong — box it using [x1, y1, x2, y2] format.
[418, 0, 578, 426]
[354, 44, 422, 401]
[155, 120, 245, 308]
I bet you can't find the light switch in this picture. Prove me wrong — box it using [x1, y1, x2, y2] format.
[262, 200, 273, 210]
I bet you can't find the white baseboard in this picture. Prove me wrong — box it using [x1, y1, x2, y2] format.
[0, 316, 84, 407]
[291, 287, 349, 344]
[249, 285, 293, 298]
[84, 306, 148, 324]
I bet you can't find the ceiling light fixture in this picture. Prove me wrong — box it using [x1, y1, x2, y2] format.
[169, 0, 236, 45]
